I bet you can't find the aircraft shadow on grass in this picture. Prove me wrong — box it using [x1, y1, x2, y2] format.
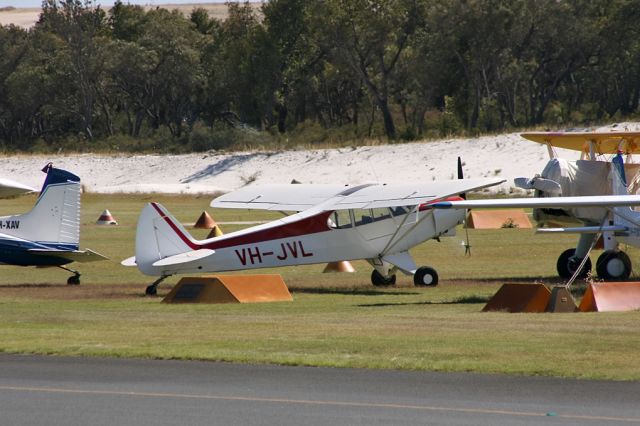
[356, 295, 492, 308]
[290, 287, 419, 297]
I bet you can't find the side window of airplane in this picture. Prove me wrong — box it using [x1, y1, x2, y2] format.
[390, 206, 408, 216]
[353, 209, 374, 226]
[371, 208, 391, 222]
[328, 210, 352, 229]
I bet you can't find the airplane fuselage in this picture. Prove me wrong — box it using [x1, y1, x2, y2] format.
[139, 204, 465, 276]
[0, 233, 76, 266]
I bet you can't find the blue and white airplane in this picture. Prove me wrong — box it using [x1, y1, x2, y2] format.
[0, 164, 106, 284]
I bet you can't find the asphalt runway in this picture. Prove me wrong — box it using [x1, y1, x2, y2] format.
[1, 354, 639, 426]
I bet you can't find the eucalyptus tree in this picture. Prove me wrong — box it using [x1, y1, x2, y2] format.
[0, 25, 30, 145]
[321, 0, 425, 139]
[37, 0, 109, 140]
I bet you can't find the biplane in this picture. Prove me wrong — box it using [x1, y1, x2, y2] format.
[0, 164, 107, 284]
[513, 129, 640, 280]
[125, 177, 508, 295]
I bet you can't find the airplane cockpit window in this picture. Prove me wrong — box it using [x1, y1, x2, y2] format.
[390, 206, 409, 216]
[353, 209, 374, 226]
[328, 210, 352, 229]
[371, 208, 391, 222]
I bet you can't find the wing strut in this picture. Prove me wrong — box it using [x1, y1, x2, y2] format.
[380, 206, 435, 257]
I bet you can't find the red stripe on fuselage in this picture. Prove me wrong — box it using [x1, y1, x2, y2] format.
[151, 202, 333, 250]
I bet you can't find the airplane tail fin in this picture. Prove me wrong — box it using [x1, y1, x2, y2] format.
[0, 164, 81, 249]
[133, 202, 201, 275]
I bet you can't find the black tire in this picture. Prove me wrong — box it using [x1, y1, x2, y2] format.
[145, 284, 158, 296]
[67, 276, 80, 285]
[371, 270, 396, 286]
[596, 250, 632, 280]
[413, 266, 439, 287]
[556, 248, 591, 279]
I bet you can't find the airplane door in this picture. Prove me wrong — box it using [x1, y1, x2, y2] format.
[353, 208, 397, 240]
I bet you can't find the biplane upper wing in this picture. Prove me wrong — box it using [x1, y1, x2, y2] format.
[431, 194, 640, 209]
[521, 131, 640, 154]
[211, 178, 505, 211]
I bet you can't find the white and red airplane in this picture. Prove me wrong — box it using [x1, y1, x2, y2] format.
[124, 177, 506, 295]
[125, 164, 640, 295]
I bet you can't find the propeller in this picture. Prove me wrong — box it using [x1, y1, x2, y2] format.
[458, 156, 471, 255]
[457, 157, 466, 200]
[514, 176, 562, 195]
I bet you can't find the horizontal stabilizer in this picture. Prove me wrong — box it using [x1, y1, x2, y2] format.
[121, 256, 136, 267]
[28, 248, 108, 263]
[537, 226, 625, 234]
[152, 249, 215, 267]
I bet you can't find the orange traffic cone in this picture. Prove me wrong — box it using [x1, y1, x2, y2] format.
[322, 261, 355, 273]
[194, 211, 216, 229]
[96, 209, 118, 225]
[206, 225, 224, 238]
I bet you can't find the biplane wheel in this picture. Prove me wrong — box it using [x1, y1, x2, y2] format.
[145, 285, 158, 296]
[414, 267, 438, 287]
[557, 248, 591, 279]
[596, 250, 632, 280]
[371, 270, 396, 286]
[67, 275, 80, 285]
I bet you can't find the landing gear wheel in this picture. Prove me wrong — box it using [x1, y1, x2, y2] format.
[145, 284, 158, 296]
[413, 266, 438, 287]
[371, 270, 396, 286]
[557, 248, 591, 279]
[596, 250, 632, 280]
[67, 275, 80, 285]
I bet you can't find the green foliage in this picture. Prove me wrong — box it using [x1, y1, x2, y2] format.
[0, 0, 639, 151]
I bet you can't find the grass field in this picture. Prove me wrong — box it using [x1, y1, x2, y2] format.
[1, 193, 640, 380]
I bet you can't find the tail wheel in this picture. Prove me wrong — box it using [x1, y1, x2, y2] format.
[66, 276, 80, 285]
[596, 250, 632, 280]
[371, 270, 396, 286]
[414, 266, 438, 287]
[557, 248, 591, 279]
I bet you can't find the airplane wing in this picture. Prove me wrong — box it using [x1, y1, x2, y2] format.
[521, 131, 640, 154]
[211, 184, 349, 211]
[29, 248, 109, 263]
[431, 195, 640, 209]
[328, 178, 505, 210]
[211, 178, 505, 211]
[0, 178, 36, 199]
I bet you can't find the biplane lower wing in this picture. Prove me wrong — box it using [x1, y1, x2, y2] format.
[431, 195, 640, 210]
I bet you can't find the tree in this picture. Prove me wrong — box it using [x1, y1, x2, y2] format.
[36, 0, 109, 139]
[322, 0, 424, 139]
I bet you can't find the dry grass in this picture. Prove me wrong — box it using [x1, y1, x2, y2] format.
[0, 193, 640, 379]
